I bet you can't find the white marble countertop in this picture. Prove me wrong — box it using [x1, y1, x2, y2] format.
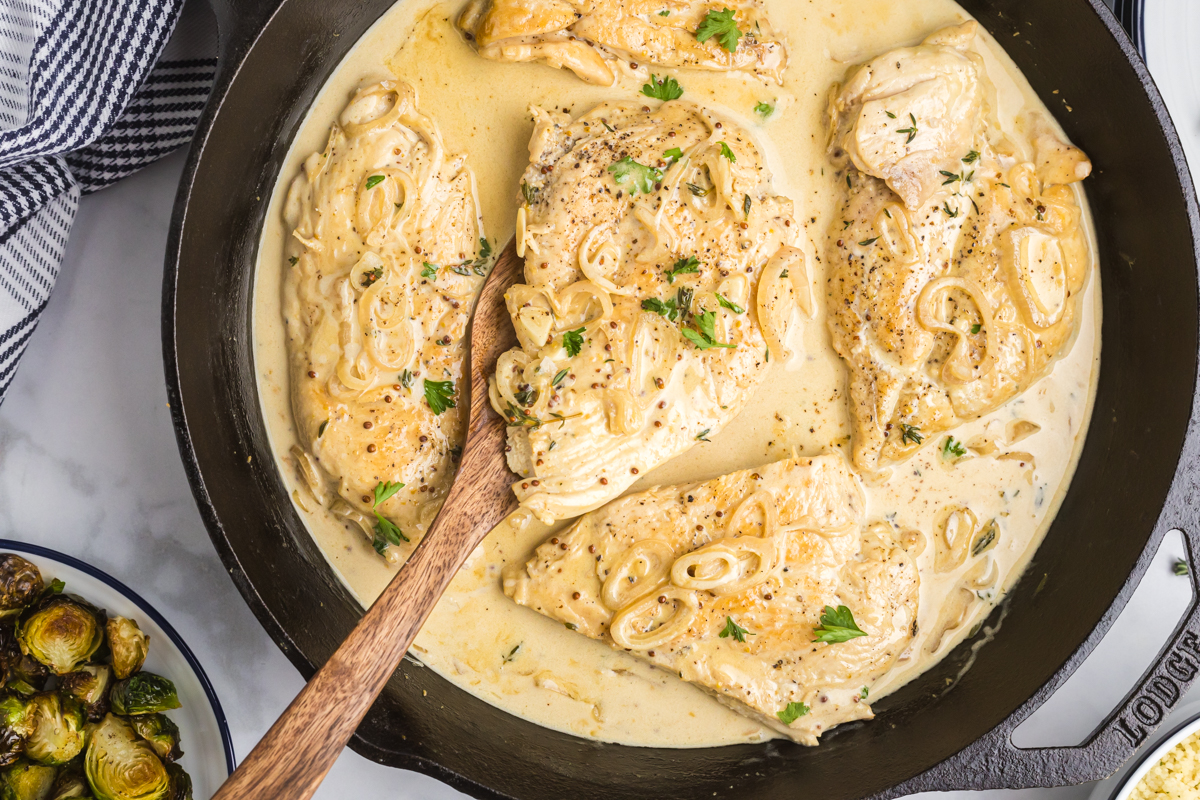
[1, 15, 1198, 800]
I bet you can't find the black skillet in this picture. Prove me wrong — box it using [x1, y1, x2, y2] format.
[164, 0, 1200, 796]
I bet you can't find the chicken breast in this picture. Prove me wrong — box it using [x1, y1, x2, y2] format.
[281, 80, 491, 561]
[491, 100, 806, 523]
[457, 0, 786, 86]
[504, 455, 920, 744]
[825, 23, 1093, 476]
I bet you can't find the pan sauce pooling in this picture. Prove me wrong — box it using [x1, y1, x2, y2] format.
[254, 0, 1100, 749]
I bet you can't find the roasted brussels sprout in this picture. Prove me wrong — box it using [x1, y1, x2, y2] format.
[5, 658, 48, 700]
[0, 759, 56, 800]
[85, 716, 169, 800]
[0, 558, 43, 613]
[127, 716, 180, 763]
[48, 764, 89, 800]
[23, 695, 84, 766]
[0, 697, 31, 767]
[107, 676, 177, 718]
[102, 621, 145, 683]
[163, 764, 189, 800]
[17, 597, 104, 676]
[57, 667, 110, 723]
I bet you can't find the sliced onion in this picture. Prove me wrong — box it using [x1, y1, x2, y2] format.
[340, 81, 408, 138]
[916, 277, 996, 384]
[578, 224, 631, 297]
[670, 536, 777, 596]
[609, 587, 698, 651]
[601, 539, 675, 611]
[756, 247, 806, 361]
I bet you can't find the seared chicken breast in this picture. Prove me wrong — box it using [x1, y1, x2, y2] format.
[825, 23, 1092, 476]
[491, 100, 806, 523]
[457, 0, 786, 86]
[504, 455, 920, 744]
[282, 81, 491, 561]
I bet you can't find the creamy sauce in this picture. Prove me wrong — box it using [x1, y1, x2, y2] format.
[253, 0, 1100, 747]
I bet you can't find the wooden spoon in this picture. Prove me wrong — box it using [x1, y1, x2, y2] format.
[213, 241, 523, 799]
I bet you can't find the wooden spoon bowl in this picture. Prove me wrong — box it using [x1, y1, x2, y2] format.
[212, 241, 523, 799]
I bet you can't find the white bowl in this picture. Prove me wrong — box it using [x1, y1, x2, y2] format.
[1089, 698, 1200, 800]
[0, 539, 234, 797]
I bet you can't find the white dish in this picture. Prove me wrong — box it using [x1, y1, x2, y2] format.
[0, 539, 234, 797]
[1088, 698, 1200, 800]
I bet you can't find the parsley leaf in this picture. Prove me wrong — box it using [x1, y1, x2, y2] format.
[718, 141, 736, 162]
[365, 174, 385, 190]
[562, 327, 586, 357]
[664, 147, 685, 163]
[642, 74, 683, 101]
[696, 7, 742, 53]
[754, 101, 774, 119]
[718, 616, 753, 643]
[371, 480, 409, 553]
[777, 701, 810, 725]
[942, 437, 967, 460]
[421, 262, 438, 280]
[900, 423, 923, 445]
[666, 256, 701, 283]
[682, 311, 735, 350]
[424, 379, 456, 415]
[361, 266, 383, 288]
[812, 605, 868, 643]
[521, 182, 539, 206]
[374, 480, 404, 506]
[642, 296, 679, 321]
[658, 9, 670, 16]
[971, 323, 982, 335]
[715, 292, 745, 314]
[608, 157, 663, 196]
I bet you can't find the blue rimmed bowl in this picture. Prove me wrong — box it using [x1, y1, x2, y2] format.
[0, 539, 235, 796]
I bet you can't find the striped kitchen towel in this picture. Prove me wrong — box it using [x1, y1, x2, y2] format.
[0, 0, 217, 403]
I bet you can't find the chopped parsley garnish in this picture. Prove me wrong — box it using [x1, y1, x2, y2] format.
[744, 194, 752, 217]
[942, 437, 967, 460]
[754, 101, 774, 119]
[424, 379, 456, 415]
[812, 605, 867, 644]
[686, 182, 710, 197]
[421, 262, 438, 280]
[896, 113, 918, 144]
[658, 8, 670, 16]
[899, 423, 924, 445]
[521, 181, 538, 206]
[696, 429, 712, 442]
[365, 174, 385, 190]
[608, 157, 663, 196]
[666, 256, 701, 283]
[552, 369, 569, 388]
[777, 702, 810, 725]
[971, 323, 982, 334]
[361, 266, 383, 287]
[642, 296, 680, 321]
[664, 147, 685, 163]
[288, 256, 299, 266]
[371, 480, 409, 554]
[859, 237, 879, 247]
[562, 327, 586, 357]
[718, 616, 753, 643]
[642, 74, 683, 101]
[718, 141, 737, 162]
[963, 150, 980, 164]
[715, 292, 745, 314]
[682, 311, 735, 350]
[400, 369, 414, 390]
[696, 7, 742, 53]
[861, 686, 869, 700]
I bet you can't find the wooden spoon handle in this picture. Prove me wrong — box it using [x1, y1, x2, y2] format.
[211, 450, 509, 800]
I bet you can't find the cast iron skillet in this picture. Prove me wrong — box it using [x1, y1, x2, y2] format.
[164, 0, 1200, 797]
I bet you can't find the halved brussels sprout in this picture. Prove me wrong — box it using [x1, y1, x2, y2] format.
[107, 676, 178, 717]
[0, 558, 43, 613]
[58, 667, 111, 723]
[6, 657, 49, 700]
[17, 597, 104, 676]
[0, 758, 56, 800]
[163, 764, 189, 800]
[102, 621, 145, 683]
[48, 764, 89, 800]
[84, 716, 168, 800]
[127, 717, 180, 763]
[0, 697, 32, 767]
[24, 695, 85, 766]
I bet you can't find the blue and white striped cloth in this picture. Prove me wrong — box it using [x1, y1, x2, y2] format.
[0, 0, 216, 402]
